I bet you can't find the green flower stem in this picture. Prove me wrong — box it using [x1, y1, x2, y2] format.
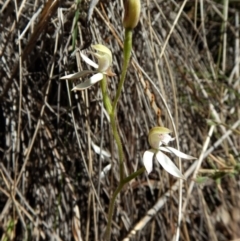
[101, 28, 136, 241]
[100, 75, 112, 114]
[104, 167, 145, 241]
[104, 182, 124, 241]
[113, 29, 133, 112]
[109, 112, 124, 181]
[100, 75, 124, 181]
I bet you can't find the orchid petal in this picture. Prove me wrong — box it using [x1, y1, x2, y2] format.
[143, 150, 155, 174]
[72, 73, 103, 91]
[90, 72, 104, 82]
[156, 151, 185, 179]
[80, 52, 98, 69]
[160, 146, 196, 160]
[91, 141, 111, 158]
[60, 70, 95, 80]
[100, 164, 112, 180]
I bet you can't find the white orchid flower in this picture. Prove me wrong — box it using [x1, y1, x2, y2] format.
[143, 127, 196, 179]
[60, 44, 115, 91]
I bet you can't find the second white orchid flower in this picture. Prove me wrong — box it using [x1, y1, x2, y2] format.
[143, 127, 196, 179]
[61, 44, 115, 91]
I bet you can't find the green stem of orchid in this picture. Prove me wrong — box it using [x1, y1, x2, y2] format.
[100, 75, 112, 114]
[104, 167, 145, 241]
[113, 29, 133, 112]
[100, 78, 125, 240]
[104, 182, 123, 241]
[100, 75, 124, 181]
[101, 28, 138, 241]
[110, 112, 124, 181]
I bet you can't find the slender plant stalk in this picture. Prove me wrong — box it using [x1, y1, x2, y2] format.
[100, 77, 125, 239]
[104, 183, 124, 241]
[111, 28, 133, 181]
[100, 75, 112, 114]
[113, 29, 133, 111]
[109, 113, 124, 181]
[100, 28, 144, 241]
[100, 76, 124, 181]
[100, 28, 133, 182]
[104, 167, 145, 241]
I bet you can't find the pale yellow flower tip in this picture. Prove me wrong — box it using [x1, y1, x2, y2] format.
[91, 44, 113, 72]
[148, 126, 172, 149]
[91, 44, 112, 62]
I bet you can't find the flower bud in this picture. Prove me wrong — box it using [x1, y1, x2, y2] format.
[148, 126, 172, 149]
[123, 0, 141, 29]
